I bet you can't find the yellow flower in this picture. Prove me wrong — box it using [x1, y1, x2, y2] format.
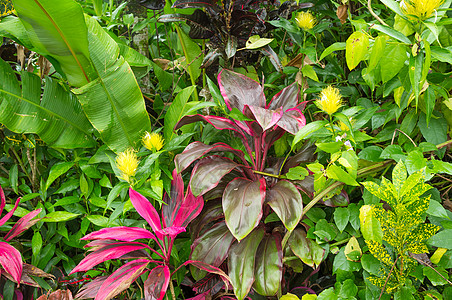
[316, 86, 342, 115]
[295, 11, 316, 30]
[116, 148, 139, 182]
[142, 131, 164, 152]
[401, 0, 444, 21]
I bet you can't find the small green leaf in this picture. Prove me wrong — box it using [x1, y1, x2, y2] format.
[326, 165, 359, 186]
[359, 205, 382, 242]
[346, 31, 369, 70]
[319, 42, 346, 61]
[43, 211, 80, 222]
[428, 229, 452, 249]
[45, 162, 74, 191]
[245, 35, 274, 49]
[301, 65, 318, 82]
[333, 207, 350, 232]
[32, 231, 42, 258]
[292, 120, 328, 149]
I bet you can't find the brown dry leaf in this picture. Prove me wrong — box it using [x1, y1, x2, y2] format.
[37, 290, 73, 300]
[337, 5, 348, 24]
[287, 53, 304, 68]
[153, 58, 171, 70]
[443, 199, 452, 212]
[38, 55, 51, 79]
[16, 44, 25, 70]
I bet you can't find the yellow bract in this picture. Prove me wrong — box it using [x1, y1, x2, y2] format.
[116, 148, 139, 182]
[401, 0, 444, 21]
[316, 86, 342, 115]
[295, 11, 316, 30]
[142, 131, 164, 152]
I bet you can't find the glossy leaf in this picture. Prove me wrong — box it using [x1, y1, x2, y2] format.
[228, 228, 265, 300]
[266, 180, 303, 232]
[75, 276, 108, 299]
[81, 226, 156, 242]
[42, 211, 79, 222]
[359, 205, 383, 243]
[346, 31, 369, 70]
[182, 260, 231, 289]
[0, 242, 22, 284]
[164, 85, 196, 143]
[4, 208, 41, 241]
[171, 0, 216, 10]
[129, 188, 162, 239]
[223, 178, 266, 241]
[190, 221, 235, 280]
[175, 142, 245, 173]
[95, 259, 149, 300]
[175, 114, 247, 136]
[0, 194, 20, 227]
[190, 156, 238, 197]
[253, 233, 283, 296]
[288, 228, 325, 269]
[144, 266, 170, 300]
[292, 120, 328, 148]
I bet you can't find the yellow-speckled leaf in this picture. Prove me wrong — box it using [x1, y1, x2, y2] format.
[392, 160, 407, 192]
[359, 205, 383, 243]
[366, 240, 392, 266]
[0, 0, 14, 17]
[361, 179, 397, 208]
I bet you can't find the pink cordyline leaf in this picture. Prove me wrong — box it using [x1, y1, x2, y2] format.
[0, 196, 20, 227]
[75, 276, 108, 299]
[156, 226, 185, 239]
[181, 260, 231, 290]
[80, 226, 156, 242]
[0, 185, 5, 212]
[162, 169, 204, 228]
[5, 209, 42, 241]
[175, 114, 251, 136]
[14, 291, 23, 300]
[0, 242, 23, 284]
[95, 259, 149, 300]
[144, 265, 170, 300]
[129, 188, 163, 239]
[70, 243, 150, 274]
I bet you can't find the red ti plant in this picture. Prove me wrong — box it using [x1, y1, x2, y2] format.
[174, 69, 322, 299]
[0, 185, 42, 286]
[70, 170, 230, 300]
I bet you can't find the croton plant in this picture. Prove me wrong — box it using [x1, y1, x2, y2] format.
[174, 69, 323, 299]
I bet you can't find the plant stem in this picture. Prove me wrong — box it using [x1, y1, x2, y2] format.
[169, 278, 176, 300]
[378, 255, 400, 300]
[10, 147, 32, 183]
[368, 0, 389, 26]
[252, 170, 280, 179]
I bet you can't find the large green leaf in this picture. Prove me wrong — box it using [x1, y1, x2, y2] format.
[346, 31, 369, 70]
[0, 59, 95, 148]
[73, 16, 151, 153]
[223, 178, 266, 241]
[164, 85, 196, 143]
[379, 43, 407, 83]
[12, 0, 95, 87]
[228, 228, 265, 300]
[288, 228, 325, 269]
[253, 233, 283, 296]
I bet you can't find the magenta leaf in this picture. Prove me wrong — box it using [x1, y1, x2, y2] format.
[70, 243, 150, 274]
[244, 105, 283, 132]
[223, 178, 266, 241]
[5, 209, 42, 241]
[190, 156, 239, 197]
[266, 180, 303, 232]
[81, 226, 156, 242]
[0, 196, 20, 227]
[218, 69, 265, 113]
[75, 276, 108, 299]
[0, 185, 5, 212]
[0, 242, 23, 284]
[190, 221, 235, 281]
[143, 265, 170, 300]
[175, 114, 245, 134]
[95, 259, 149, 300]
[253, 233, 283, 296]
[156, 226, 185, 239]
[174, 142, 246, 173]
[129, 188, 163, 239]
[162, 169, 204, 228]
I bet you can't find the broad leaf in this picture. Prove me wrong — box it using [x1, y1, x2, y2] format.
[81, 226, 156, 242]
[190, 156, 238, 197]
[175, 114, 248, 136]
[223, 178, 266, 241]
[74, 16, 151, 153]
[0, 242, 22, 283]
[12, 0, 95, 86]
[95, 259, 149, 300]
[190, 221, 235, 281]
[129, 189, 162, 239]
[144, 266, 170, 300]
[253, 233, 283, 296]
[359, 205, 383, 243]
[228, 228, 265, 300]
[0, 61, 95, 148]
[4, 208, 41, 241]
[346, 31, 369, 70]
[288, 228, 325, 269]
[164, 85, 196, 143]
[182, 260, 231, 290]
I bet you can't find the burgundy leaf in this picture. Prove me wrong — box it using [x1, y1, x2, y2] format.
[95, 259, 149, 300]
[253, 233, 283, 296]
[190, 200, 224, 239]
[162, 169, 204, 228]
[218, 69, 265, 113]
[75, 276, 108, 299]
[5, 209, 42, 241]
[266, 82, 300, 111]
[245, 105, 283, 132]
[156, 226, 185, 239]
[171, 0, 215, 9]
[190, 156, 238, 197]
[129, 189, 163, 239]
[0, 242, 22, 284]
[143, 265, 170, 300]
[175, 142, 246, 173]
[0, 196, 20, 227]
[186, 292, 210, 300]
[175, 115, 244, 134]
[70, 243, 150, 274]
[190, 221, 235, 281]
[223, 178, 266, 241]
[80, 226, 156, 242]
[276, 108, 306, 135]
[182, 260, 231, 290]
[266, 180, 303, 232]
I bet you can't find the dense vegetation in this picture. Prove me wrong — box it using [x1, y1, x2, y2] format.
[1, 0, 452, 299]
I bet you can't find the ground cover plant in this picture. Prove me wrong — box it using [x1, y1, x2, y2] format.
[0, 0, 452, 299]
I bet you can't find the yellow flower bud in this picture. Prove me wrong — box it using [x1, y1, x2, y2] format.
[316, 86, 342, 116]
[295, 11, 316, 30]
[116, 148, 139, 182]
[400, 0, 444, 21]
[142, 131, 164, 152]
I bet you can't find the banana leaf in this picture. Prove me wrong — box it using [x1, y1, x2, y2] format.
[0, 58, 95, 148]
[72, 16, 151, 153]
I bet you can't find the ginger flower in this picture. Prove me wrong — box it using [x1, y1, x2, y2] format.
[116, 148, 139, 182]
[295, 11, 316, 30]
[401, 0, 444, 21]
[316, 86, 342, 116]
[143, 131, 164, 152]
